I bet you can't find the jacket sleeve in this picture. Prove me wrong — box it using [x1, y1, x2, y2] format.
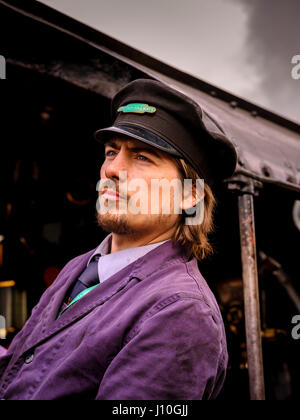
[96, 296, 228, 400]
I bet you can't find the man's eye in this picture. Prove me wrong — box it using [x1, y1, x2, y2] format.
[137, 154, 150, 162]
[104, 150, 150, 162]
[105, 150, 116, 157]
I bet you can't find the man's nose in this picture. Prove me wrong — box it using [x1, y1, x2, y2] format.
[103, 149, 129, 180]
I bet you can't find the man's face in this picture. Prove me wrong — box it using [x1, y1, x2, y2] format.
[97, 135, 184, 236]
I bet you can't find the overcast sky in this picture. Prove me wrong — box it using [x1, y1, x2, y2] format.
[38, 0, 300, 124]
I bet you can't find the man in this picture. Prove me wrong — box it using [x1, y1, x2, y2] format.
[0, 79, 237, 400]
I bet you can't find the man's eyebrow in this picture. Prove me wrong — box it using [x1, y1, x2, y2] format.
[104, 140, 162, 158]
[103, 140, 120, 149]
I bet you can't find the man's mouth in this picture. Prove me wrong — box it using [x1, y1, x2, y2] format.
[101, 189, 122, 201]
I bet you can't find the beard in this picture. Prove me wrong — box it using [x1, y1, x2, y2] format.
[96, 211, 137, 235]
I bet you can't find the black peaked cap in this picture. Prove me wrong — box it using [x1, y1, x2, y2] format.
[94, 78, 237, 187]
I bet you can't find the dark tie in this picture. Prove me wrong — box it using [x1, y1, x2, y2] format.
[67, 255, 101, 303]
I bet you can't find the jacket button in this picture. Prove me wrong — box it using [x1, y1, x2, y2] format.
[24, 354, 34, 364]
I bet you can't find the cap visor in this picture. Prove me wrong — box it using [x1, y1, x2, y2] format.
[94, 124, 182, 157]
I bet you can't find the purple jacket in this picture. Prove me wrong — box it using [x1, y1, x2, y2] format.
[0, 240, 228, 400]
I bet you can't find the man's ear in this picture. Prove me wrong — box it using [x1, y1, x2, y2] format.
[180, 180, 205, 211]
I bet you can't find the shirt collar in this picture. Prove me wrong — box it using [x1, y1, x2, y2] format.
[87, 233, 113, 264]
[87, 233, 171, 284]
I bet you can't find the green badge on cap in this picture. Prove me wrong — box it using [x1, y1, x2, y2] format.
[117, 103, 156, 114]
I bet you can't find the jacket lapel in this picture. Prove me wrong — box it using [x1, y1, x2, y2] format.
[22, 251, 142, 354]
[20, 249, 95, 353]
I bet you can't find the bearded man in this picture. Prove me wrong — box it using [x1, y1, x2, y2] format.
[0, 79, 237, 400]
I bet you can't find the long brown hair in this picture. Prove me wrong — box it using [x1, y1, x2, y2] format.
[172, 158, 217, 261]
